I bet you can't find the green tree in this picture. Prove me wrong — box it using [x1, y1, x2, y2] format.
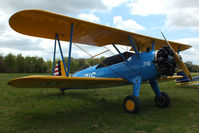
[35, 57, 45, 73]
[0, 55, 5, 72]
[45, 60, 53, 73]
[16, 54, 25, 73]
[78, 58, 88, 70]
[4, 53, 16, 72]
[24, 56, 36, 73]
[0, 54, 120, 73]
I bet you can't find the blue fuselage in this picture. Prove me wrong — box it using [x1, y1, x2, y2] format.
[73, 50, 160, 82]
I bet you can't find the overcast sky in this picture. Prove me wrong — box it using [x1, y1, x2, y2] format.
[0, 0, 199, 64]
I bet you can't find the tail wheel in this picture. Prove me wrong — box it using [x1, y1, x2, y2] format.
[155, 92, 170, 108]
[123, 95, 141, 114]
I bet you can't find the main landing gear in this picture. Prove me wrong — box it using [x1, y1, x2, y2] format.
[123, 78, 170, 114]
[123, 76, 141, 114]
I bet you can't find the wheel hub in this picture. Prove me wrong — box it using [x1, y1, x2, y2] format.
[156, 96, 166, 106]
[126, 100, 135, 111]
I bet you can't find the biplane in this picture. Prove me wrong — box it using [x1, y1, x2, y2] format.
[8, 10, 192, 114]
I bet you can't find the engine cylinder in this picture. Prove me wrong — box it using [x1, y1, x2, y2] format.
[153, 46, 176, 76]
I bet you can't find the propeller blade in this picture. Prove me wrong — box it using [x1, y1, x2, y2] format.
[161, 32, 192, 81]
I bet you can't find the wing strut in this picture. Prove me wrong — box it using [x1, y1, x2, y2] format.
[52, 23, 74, 77]
[52, 35, 57, 75]
[128, 36, 139, 55]
[67, 23, 74, 76]
[152, 40, 156, 50]
[52, 33, 68, 76]
[178, 46, 181, 54]
[112, 44, 127, 61]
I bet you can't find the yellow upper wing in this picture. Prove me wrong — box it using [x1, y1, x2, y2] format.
[8, 75, 129, 89]
[9, 9, 191, 52]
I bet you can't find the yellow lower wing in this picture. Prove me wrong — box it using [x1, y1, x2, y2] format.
[8, 75, 129, 89]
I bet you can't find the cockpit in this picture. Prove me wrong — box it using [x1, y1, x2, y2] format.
[96, 52, 134, 69]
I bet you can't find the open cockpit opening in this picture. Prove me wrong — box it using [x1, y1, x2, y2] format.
[96, 52, 134, 69]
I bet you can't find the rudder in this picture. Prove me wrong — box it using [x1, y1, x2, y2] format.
[54, 60, 67, 76]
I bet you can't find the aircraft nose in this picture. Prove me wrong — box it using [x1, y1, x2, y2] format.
[153, 46, 176, 76]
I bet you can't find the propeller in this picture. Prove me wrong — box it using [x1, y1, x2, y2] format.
[161, 32, 192, 81]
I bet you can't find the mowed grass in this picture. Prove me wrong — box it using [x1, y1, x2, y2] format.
[0, 73, 199, 133]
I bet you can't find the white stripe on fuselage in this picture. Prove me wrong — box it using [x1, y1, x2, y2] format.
[84, 72, 96, 77]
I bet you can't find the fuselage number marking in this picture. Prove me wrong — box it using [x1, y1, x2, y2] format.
[84, 72, 96, 77]
[143, 61, 151, 67]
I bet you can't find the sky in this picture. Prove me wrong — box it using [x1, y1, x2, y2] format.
[0, 0, 199, 64]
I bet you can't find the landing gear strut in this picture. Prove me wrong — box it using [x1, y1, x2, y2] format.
[149, 79, 170, 108]
[123, 76, 142, 114]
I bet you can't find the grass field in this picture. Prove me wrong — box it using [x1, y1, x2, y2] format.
[0, 73, 199, 133]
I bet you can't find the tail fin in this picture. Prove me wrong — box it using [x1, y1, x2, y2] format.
[176, 70, 190, 82]
[54, 60, 67, 76]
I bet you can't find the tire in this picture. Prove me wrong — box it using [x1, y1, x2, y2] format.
[155, 92, 170, 108]
[123, 95, 141, 114]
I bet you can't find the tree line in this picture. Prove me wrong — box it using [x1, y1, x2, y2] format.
[0, 54, 105, 73]
[0, 53, 199, 73]
[185, 61, 199, 72]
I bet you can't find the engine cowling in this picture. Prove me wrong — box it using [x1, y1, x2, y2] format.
[153, 46, 176, 76]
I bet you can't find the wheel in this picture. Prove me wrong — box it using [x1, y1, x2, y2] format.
[123, 95, 141, 114]
[155, 92, 170, 108]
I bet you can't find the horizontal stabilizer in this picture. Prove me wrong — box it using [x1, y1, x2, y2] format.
[8, 75, 129, 89]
